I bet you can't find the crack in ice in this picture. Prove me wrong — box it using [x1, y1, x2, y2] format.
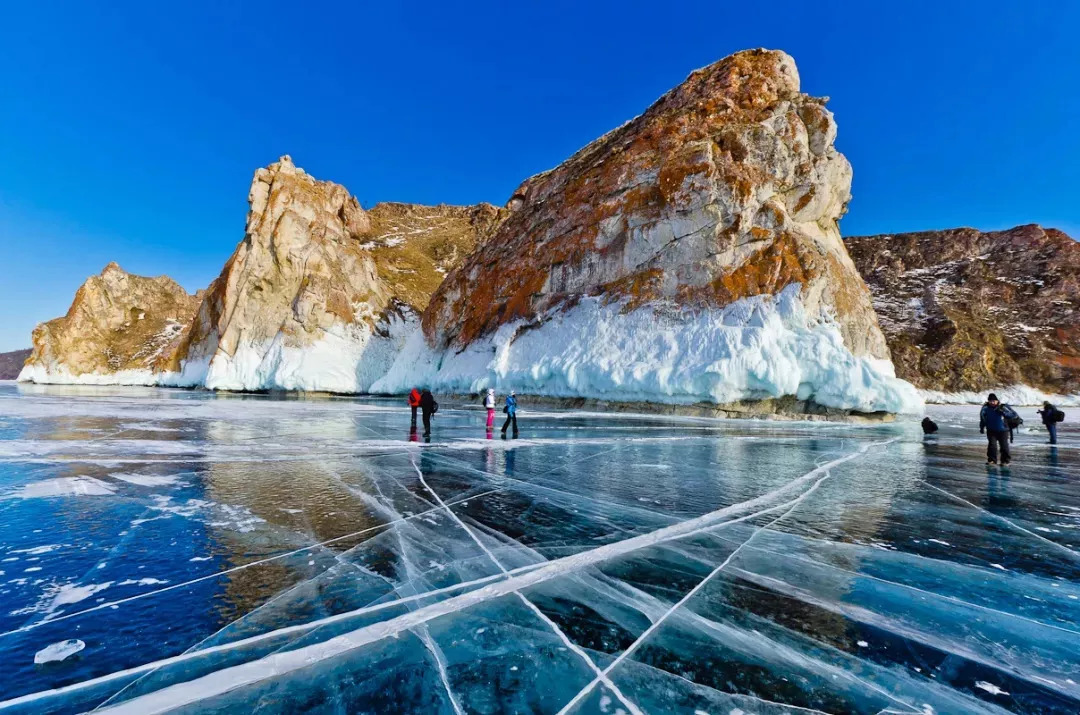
[408, 453, 644, 715]
[921, 481, 1080, 562]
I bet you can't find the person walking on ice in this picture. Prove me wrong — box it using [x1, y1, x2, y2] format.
[501, 391, 519, 439]
[420, 388, 438, 438]
[408, 387, 421, 428]
[980, 393, 1021, 465]
[484, 388, 496, 429]
[1038, 400, 1064, 445]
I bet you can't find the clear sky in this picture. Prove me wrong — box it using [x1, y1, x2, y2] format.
[1, 1, 1078, 351]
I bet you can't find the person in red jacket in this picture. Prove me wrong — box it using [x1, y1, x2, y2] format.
[408, 387, 421, 428]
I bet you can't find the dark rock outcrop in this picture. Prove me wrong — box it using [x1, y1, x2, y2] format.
[847, 224, 1080, 393]
[0, 349, 31, 380]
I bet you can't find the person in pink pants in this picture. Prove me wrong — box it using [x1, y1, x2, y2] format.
[484, 388, 496, 428]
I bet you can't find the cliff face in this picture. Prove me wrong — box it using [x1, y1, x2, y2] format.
[169, 156, 498, 392]
[18, 157, 496, 391]
[18, 264, 201, 384]
[0, 349, 31, 380]
[424, 49, 886, 361]
[847, 224, 1080, 394]
[376, 49, 919, 413]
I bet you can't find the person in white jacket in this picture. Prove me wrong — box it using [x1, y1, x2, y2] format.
[484, 388, 496, 428]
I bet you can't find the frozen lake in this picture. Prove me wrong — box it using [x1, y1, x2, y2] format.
[0, 383, 1077, 714]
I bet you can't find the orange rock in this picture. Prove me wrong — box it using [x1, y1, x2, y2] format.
[423, 49, 890, 362]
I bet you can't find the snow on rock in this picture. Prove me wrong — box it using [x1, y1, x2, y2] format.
[34, 639, 85, 664]
[374, 286, 922, 414]
[18, 263, 201, 384]
[921, 384, 1080, 407]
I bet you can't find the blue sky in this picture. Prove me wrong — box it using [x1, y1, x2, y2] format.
[1, 1, 1077, 351]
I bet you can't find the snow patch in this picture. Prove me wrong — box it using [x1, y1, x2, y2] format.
[34, 639, 85, 664]
[374, 287, 922, 414]
[922, 384, 1080, 407]
[7, 477, 116, 499]
[118, 578, 168, 586]
[195, 309, 416, 393]
[50, 582, 113, 610]
[974, 681, 1009, 696]
[10, 544, 62, 556]
[112, 473, 184, 487]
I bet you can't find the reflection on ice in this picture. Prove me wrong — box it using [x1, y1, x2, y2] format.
[0, 385, 1077, 713]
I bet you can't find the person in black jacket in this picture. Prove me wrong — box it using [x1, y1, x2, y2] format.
[979, 393, 1011, 465]
[419, 389, 437, 437]
[1038, 401, 1060, 445]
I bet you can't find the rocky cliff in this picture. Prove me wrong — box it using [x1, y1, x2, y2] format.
[18, 264, 201, 384]
[169, 156, 497, 391]
[0, 349, 31, 380]
[18, 50, 928, 415]
[847, 224, 1080, 395]
[375, 49, 919, 413]
[19, 158, 498, 391]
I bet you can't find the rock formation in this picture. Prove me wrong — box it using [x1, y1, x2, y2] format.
[18, 264, 201, 384]
[18, 50, 931, 415]
[167, 156, 499, 391]
[0, 349, 31, 380]
[847, 224, 1080, 395]
[376, 49, 919, 414]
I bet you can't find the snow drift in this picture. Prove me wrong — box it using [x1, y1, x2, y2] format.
[374, 286, 922, 414]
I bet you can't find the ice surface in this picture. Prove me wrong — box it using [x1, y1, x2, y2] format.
[0, 383, 1076, 714]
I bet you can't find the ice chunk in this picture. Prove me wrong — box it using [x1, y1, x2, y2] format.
[34, 639, 85, 664]
[7, 477, 116, 498]
[112, 473, 184, 487]
[50, 581, 113, 609]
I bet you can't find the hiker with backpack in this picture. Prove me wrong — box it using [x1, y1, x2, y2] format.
[980, 393, 1021, 465]
[420, 388, 438, 438]
[1038, 400, 1064, 445]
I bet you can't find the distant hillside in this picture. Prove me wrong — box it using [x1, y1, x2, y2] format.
[0, 348, 31, 380]
[847, 224, 1080, 394]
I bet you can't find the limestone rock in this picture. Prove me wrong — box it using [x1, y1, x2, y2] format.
[847, 224, 1080, 394]
[424, 49, 889, 362]
[18, 263, 200, 383]
[172, 156, 497, 391]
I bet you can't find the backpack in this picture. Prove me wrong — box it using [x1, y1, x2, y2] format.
[999, 404, 1023, 430]
[1054, 408, 1065, 423]
[432, 401, 439, 414]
